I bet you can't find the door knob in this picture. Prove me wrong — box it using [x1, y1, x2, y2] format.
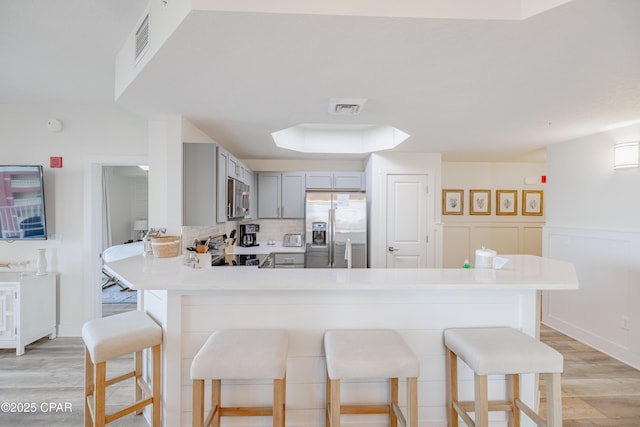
[388, 246, 399, 252]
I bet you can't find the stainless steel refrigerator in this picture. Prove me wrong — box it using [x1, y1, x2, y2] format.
[304, 191, 367, 268]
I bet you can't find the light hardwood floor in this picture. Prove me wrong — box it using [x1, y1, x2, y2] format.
[1, 310, 639, 426]
[539, 324, 640, 426]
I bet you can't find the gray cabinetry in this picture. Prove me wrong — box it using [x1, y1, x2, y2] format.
[305, 172, 365, 190]
[183, 143, 217, 225]
[258, 172, 305, 218]
[274, 253, 305, 268]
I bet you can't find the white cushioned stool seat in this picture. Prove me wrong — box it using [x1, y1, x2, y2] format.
[324, 330, 419, 427]
[82, 310, 162, 427]
[444, 327, 563, 375]
[191, 329, 288, 380]
[190, 329, 288, 427]
[82, 310, 162, 364]
[444, 327, 563, 427]
[325, 329, 420, 379]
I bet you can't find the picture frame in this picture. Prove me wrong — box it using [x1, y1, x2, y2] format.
[469, 189, 491, 215]
[442, 189, 464, 215]
[522, 190, 544, 216]
[496, 190, 517, 216]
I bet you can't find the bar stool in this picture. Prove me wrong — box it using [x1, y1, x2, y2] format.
[444, 327, 563, 427]
[190, 329, 288, 427]
[324, 329, 420, 427]
[82, 310, 162, 427]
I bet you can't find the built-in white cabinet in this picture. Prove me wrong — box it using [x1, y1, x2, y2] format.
[258, 172, 305, 219]
[0, 273, 56, 356]
[305, 171, 365, 190]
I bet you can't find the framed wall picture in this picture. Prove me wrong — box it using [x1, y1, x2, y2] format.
[469, 189, 491, 215]
[522, 190, 544, 216]
[442, 189, 464, 215]
[496, 190, 517, 216]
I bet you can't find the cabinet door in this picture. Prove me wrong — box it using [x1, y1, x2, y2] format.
[228, 154, 240, 180]
[216, 147, 228, 222]
[258, 173, 281, 218]
[281, 172, 305, 218]
[245, 169, 256, 219]
[333, 172, 365, 190]
[183, 143, 216, 226]
[0, 287, 16, 340]
[305, 172, 333, 189]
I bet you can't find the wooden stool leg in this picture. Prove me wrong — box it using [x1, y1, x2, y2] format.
[192, 379, 204, 427]
[211, 379, 221, 427]
[474, 373, 489, 427]
[329, 378, 341, 427]
[273, 375, 286, 427]
[407, 377, 418, 427]
[390, 377, 399, 427]
[509, 374, 520, 427]
[85, 348, 94, 427]
[325, 372, 330, 427]
[446, 349, 458, 427]
[544, 372, 562, 427]
[135, 350, 143, 415]
[95, 361, 107, 427]
[152, 344, 161, 427]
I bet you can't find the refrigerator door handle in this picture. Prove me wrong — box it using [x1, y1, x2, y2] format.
[329, 208, 334, 267]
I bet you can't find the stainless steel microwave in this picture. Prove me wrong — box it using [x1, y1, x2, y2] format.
[227, 178, 249, 219]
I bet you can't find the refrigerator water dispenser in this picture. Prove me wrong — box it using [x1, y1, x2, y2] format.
[312, 222, 327, 246]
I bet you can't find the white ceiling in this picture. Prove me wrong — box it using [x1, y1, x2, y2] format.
[3, 0, 640, 162]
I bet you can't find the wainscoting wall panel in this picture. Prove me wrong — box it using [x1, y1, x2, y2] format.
[542, 226, 640, 370]
[443, 221, 543, 267]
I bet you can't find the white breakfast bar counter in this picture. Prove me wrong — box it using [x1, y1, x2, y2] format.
[104, 255, 578, 427]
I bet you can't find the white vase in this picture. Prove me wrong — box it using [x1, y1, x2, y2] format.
[36, 248, 47, 276]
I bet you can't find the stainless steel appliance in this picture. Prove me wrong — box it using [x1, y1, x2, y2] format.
[239, 224, 259, 247]
[304, 191, 367, 268]
[283, 234, 303, 247]
[227, 178, 249, 219]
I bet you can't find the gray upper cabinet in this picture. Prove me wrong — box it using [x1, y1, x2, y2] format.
[258, 172, 305, 219]
[183, 143, 217, 226]
[305, 172, 333, 189]
[216, 146, 228, 223]
[305, 172, 365, 190]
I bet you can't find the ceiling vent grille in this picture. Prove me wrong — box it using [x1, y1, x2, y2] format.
[328, 98, 367, 116]
[135, 13, 149, 64]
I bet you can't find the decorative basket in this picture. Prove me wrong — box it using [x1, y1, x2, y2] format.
[151, 236, 181, 258]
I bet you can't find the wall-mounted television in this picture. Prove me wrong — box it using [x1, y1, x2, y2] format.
[0, 165, 47, 240]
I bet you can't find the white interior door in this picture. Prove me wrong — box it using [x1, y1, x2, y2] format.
[386, 174, 428, 268]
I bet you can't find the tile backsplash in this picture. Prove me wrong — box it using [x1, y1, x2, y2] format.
[182, 219, 303, 250]
[243, 219, 304, 243]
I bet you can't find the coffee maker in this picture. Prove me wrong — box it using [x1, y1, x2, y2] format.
[239, 224, 259, 247]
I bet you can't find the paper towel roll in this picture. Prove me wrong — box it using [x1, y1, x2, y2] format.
[475, 247, 496, 269]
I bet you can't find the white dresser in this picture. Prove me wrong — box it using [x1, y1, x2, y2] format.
[0, 272, 57, 356]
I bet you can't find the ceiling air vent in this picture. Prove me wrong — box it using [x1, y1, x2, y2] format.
[134, 13, 149, 64]
[328, 98, 367, 116]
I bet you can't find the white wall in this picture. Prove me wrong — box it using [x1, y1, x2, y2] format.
[543, 123, 640, 369]
[0, 104, 147, 336]
[442, 162, 546, 267]
[366, 152, 441, 268]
